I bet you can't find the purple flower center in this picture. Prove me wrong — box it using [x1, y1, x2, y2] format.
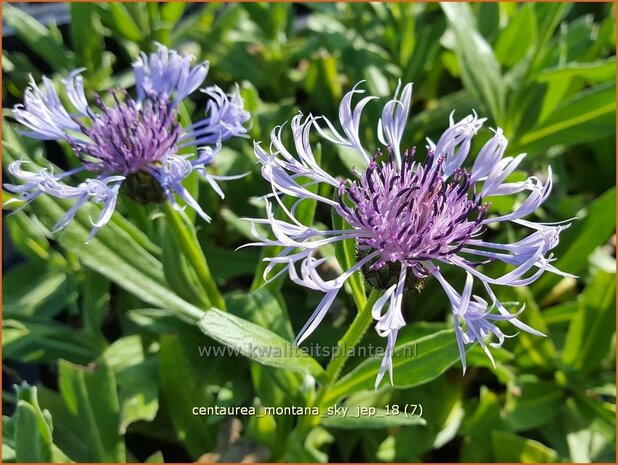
[337, 148, 489, 288]
[73, 92, 181, 175]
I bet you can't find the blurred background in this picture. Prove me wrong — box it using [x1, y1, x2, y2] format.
[2, 2, 616, 463]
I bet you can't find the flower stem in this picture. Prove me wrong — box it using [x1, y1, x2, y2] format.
[162, 201, 226, 311]
[324, 289, 379, 382]
[294, 289, 379, 436]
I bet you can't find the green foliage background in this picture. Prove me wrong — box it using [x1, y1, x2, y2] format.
[2, 2, 616, 463]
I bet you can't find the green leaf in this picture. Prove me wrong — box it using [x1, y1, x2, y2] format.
[537, 57, 616, 84]
[562, 270, 616, 374]
[25, 190, 204, 324]
[408, 90, 479, 143]
[3, 4, 74, 71]
[227, 290, 307, 415]
[198, 309, 326, 381]
[402, 17, 445, 84]
[491, 431, 558, 462]
[145, 451, 165, 463]
[58, 359, 125, 462]
[158, 333, 217, 458]
[494, 4, 537, 67]
[283, 426, 334, 462]
[541, 398, 615, 462]
[5, 211, 52, 264]
[533, 187, 616, 297]
[81, 268, 110, 345]
[460, 386, 504, 462]
[322, 407, 425, 429]
[304, 53, 342, 114]
[441, 2, 505, 124]
[15, 402, 51, 462]
[104, 336, 159, 434]
[3, 263, 68, 317]
[206, 244, 261, 281]
[108, 3, 145, 42]
[70, 3, 110, 85]
[514, 82, 616, 154]
[160, 2, 186, 24]
[12, 385, 55, 462]
[3, 316, 100, 364]
[505, 376, 565, 431]
[325, 330, 460, 403]
[226, 289, 294, 340]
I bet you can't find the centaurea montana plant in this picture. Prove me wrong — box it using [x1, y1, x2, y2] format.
[246, 82, 573, 388]
[4, 44, 250, 240]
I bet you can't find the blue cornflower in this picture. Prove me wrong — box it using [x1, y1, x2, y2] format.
[4, 44, 250, 239]
[246, 82, 573, 388]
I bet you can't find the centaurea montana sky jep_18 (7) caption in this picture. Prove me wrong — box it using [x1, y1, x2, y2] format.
[4, 44, 250, 239]
[246, 82, 574, 388]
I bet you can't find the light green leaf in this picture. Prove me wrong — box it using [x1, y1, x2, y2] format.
[494, 4, 537, 67]
[160, 2, 186, 24]
[3, 264, 68, 317]
[492, 430, 558, 462]
[226, 289, 294, 340]
[145, 451, 165, 463]
[321, 407, 426, 429]
[108, 3, 145, 42]
[12, 385, 55, 463]
[441, 2, 505, 124]
[3, 4, 75, 71]
[81, 268, 110, 345]
[198, 309, 326, 381]
[5, 210, 52, 264]
[514, 82, 616, 154]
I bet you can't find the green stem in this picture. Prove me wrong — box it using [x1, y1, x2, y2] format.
[294, 289, 380, 436]
[324, 289, 379, 382]
[162, 202, 226, 310]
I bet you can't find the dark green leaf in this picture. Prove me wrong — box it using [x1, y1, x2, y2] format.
[505, 376, 565, 431]
[562, 271, 616, 374]
[514, 83, 616, 154]
[158, 333, 217, 458]
[3, 4, 75, 71]
[108, 3, 145, 42]
[325, 330, 460, 403]
[533, 187, 616, 296]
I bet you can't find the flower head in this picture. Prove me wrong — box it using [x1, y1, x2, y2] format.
[4, 44, 250, 239]
[246, 81, 572, 388]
